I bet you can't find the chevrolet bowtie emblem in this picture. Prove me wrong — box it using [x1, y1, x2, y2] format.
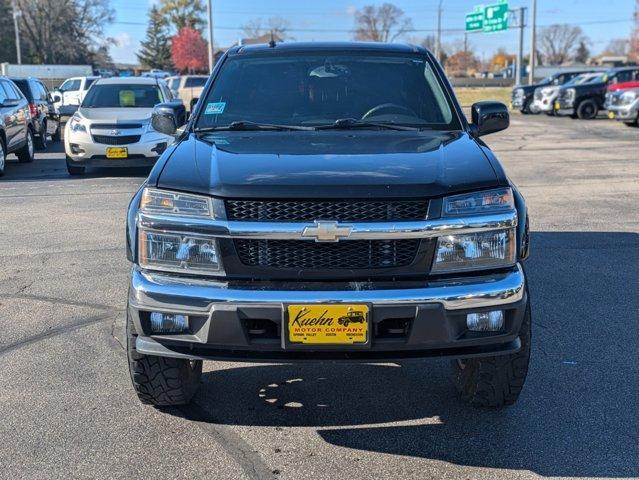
[302, 221, 353, 242]
[110, 129, 120, 136]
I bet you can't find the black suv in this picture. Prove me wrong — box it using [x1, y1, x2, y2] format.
[511, 70, 592, 114]
[555, 67, 639, 119]
[0, 76, 35, 176]
[11, 77, 60, 149]
[125, 42, 531, 409]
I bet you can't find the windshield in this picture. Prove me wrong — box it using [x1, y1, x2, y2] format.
[195, 53, 457, 130]
[82, 84, 162, 108]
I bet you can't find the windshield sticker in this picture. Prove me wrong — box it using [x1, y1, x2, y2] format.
[205, 102, 226, 115]
[119, 90, 136, 107]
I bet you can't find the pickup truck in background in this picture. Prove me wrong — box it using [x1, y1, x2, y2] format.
[52, 76, 100, 117]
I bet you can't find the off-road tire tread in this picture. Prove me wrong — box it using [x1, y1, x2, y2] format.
[17, 130, 34, 163]
[126, 314, 202, 406]
[453, 301, 531, 408]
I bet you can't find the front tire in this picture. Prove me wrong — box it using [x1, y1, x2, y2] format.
[17, 129, 35, 163]
[576, 99, 598, 120]
[0, 137, 6, 177]
[127, 311, 202, 406]
[452, 301, 531, 408]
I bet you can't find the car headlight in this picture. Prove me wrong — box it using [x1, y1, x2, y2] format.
[69, 114, 87, 133]
[565, 88, 576, 102]
[140, 187, 212, 217]
[621, 91, 638, 105]
[442, 187, 514, 217]
[432, 229, 516, 273]
[432, 188, 517, 273]
[138, 229, 223, 275]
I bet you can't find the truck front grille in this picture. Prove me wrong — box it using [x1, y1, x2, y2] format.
[92, 134, 141, 145]
[234, 239, 420, 270]
[226, 199, 429, 222]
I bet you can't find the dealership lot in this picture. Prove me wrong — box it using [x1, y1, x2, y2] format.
[0, 114, 637, 479]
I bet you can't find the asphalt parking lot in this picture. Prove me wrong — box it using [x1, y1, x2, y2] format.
[0, 113, 637, 480]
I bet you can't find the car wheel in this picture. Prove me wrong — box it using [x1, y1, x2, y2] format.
[576, 99, 598, 120]
[127, 310, 202, 406]
[0, 137, 6, 177]
[17, 129, 35, 163]
[51, 124, 61, 142]
[452, 299, 531, 408]
[35, 122, 48, 150]
[65, 156, 85, 176]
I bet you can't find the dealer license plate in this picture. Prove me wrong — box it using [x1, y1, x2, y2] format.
[106, 147, 128, 159]
[287, 304, 369, 345]
[608, 111, 616, 119]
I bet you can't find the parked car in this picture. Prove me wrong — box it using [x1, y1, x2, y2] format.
[164, 76, 180, 97]
[554, 67, 639, 119]
[533, 72, 600, 115]
[11, 77, 61, 149]
[64, 77, 180, 175]
[512, 70, 591, 114]
[605, 88, 639, 126]
[52, 76, 99, 116]
[172, 75, 208, 112]
[125, 42, 531, 409]
[0, 76, 35, 176]
[142, 69, 171, 79]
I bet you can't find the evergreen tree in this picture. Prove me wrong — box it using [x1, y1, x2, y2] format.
[137, 6, 173, 70]
[0, 0, 17, 62]
[574, 41, 590, 63]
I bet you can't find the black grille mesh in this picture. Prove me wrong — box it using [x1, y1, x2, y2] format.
[226, 199, 429, 222]
[92, 135, 141, 145]
[235, 239, 420, 270]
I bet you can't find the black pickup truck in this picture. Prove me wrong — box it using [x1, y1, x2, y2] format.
[555, 67, 639, 119]
[126, 42, 531, 409]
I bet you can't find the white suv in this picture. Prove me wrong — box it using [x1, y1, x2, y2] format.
[64, 77, 177, 175]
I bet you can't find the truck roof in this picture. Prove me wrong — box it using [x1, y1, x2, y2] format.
[232, 41, 427, 56]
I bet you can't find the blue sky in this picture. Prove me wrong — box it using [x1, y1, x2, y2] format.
[107, 0, 637, 64]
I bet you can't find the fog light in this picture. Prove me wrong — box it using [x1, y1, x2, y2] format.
[467, 311, 504, 332]
[70, 143, 85, 154]
[150, 312, 189, 333]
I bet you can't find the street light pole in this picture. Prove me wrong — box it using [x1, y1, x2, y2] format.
[206, 0, 214, 73]
[529, 0, 537, 84]
[11, 0, 21, 64]
[435, 0, 443, 63]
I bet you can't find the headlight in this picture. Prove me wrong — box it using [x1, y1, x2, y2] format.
[69, 114, 87, 133]
[565, 88, 576, 103]
[138, 229, 223, 275]
[442, 188, 514, 217]
[431, 229, 516, 274]
[140, 188, 212, 217]
[621, 91, 638, 105]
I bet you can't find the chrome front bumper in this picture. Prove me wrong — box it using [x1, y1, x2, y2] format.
[129, 264, 527, 361]
[606, 102, 639, 121]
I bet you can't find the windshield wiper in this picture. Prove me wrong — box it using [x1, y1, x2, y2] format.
[195, 121, 314, 132]
[314, 118, 422, 131]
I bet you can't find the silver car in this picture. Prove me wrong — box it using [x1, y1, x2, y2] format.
[64, 77, 176, 175]
[606, 88, 639, 126]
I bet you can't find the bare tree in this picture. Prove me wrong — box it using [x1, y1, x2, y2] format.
[241, 17, 290, 40]
[421, 35, 436, 52]
[353, 3, 413, 42]
[538, 24, 587, 65]
[603, 39, 628, 56]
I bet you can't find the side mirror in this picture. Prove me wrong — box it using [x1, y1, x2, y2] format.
[1, 99, 19, 108]
[52, 94, 61, 103]
[151, 101, 186, 136]
[470, 101, 509, 137]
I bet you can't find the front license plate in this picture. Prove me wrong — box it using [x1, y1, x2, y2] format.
[608, 111, 616, 119]
[106, 147, 128, 159]
[287, 304, 369, 345]
[554, 102, 561, 111]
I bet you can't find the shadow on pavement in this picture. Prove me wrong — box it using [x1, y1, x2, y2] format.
[169, 231, 638, 478]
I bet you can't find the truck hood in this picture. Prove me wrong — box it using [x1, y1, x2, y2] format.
[156, 130, 502, 199]
[76, 107, 153, 124]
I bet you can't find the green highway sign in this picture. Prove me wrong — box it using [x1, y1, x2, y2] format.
[483, 2, 509, 33]
[465, 2, 509, 33]
[465, 11, 484, 32]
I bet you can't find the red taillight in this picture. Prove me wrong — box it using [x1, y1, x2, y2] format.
[28, 103, 38, 118]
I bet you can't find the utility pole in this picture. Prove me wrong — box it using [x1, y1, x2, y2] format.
[515, 7, 526, 85]
[435, 0, 443, 63]
[206, 0, 214, 73]
[11, 0, 21, 64]
[529, 0, 537, 84]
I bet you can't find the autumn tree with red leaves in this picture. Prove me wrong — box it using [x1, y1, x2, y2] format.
[171, 27, 208, 73]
